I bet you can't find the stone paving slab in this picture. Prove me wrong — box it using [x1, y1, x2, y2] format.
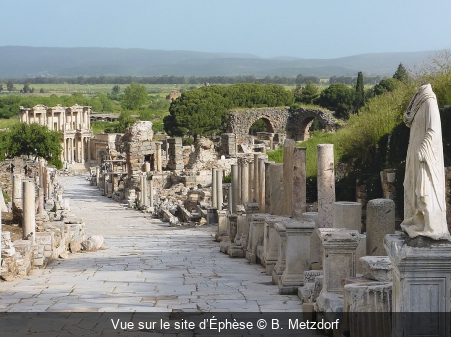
[0, 175, 326, 336]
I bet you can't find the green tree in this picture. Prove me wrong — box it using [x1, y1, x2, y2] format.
[393, 63, 409, 83]
[22, 83, 32, 93]
[6, 80, 14, 92]
[164, 83, 293, 139]
[121, 83, 148, 110]
[0, 123, 63, 168]
[114, 111, 136, 133]
[112, 85, 120, 94]
[317, 83, 355, 119]
[294, 81, 320, 104]
[373, 78, 399, 96]
[0, 84, 3, 92]
[354, 72, 365, 111]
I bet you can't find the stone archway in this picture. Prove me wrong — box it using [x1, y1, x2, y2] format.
[227, 106, 342, 143]
[248, 117, 275, 135]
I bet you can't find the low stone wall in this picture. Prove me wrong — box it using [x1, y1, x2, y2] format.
[1, 220, 85, 277]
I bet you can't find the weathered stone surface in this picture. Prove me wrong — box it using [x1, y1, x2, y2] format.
[317, 144, 335, 228]
[279, 219, 315, 294]
[269, 163, 284, 215]
[292, 147, 306, 219]
[82, 235, 104, 251]
[122, 121, 153, 142]
[333, 201, 362, 232]
[282, 139, 295, 216]
[367, 199, 395, 256]
[360, 256, 392, 281]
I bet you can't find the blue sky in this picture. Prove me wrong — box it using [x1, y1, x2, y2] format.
[1, 0, 450, 59]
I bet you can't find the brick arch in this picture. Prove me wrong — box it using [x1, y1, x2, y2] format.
[228, 106, 341, 143]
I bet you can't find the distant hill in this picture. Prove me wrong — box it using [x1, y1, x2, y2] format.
[0, 46, 437, 78]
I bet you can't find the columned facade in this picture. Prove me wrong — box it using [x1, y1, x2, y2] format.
[19, 104, 92, 164]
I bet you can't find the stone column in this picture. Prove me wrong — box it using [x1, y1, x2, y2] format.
[264, 161, 273, 212]
[282, 139, 295, 216]
[257, 157, 266, 212]
[95, 167, 100, 186]
[37, 187, 44, 217]
[317, 144, 335, 228]
[292, 147, 307, 219]
[240, 160, 249, 204]
[149, 178, 154, 209]
[216, 169, 223, 211]
[269, 163, 284, 215]
[237, 161, 242, 205]
[227, 184, 233, 213]
[156, 142, 162, 172]
[254, 154, 265, 205]
[38, 159, 45, 189]
[22, 181, 36, 243]
[144, 162, 151, 172]
[142, 174, 148, 207]
[366, 199, 395, 256]
[211, 168, 217, 209]
[12, 174, 22, 209]
[231, 164, 238, 214]
[385, 234, 451, 337]
[333, 201, 362, 232]
[317, 228, 359, 312]
[279, 219, 316, 294]
[248, 161, 254, 202]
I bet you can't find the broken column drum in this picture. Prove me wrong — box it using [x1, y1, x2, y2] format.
[366, 198, 395, 256]
[333, 201, 362, 232]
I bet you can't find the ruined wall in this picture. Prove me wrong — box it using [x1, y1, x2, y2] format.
[227, 107, 342, 143]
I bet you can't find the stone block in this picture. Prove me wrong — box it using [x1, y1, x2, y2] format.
[366, 199, 395, 256]
[333, 201, 362, 232]
[360, 256, 392, 281]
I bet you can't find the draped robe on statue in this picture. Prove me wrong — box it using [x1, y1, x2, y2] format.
[401, 84, 450, 240]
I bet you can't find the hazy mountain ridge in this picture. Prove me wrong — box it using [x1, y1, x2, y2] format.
[0, 46, 437, 78]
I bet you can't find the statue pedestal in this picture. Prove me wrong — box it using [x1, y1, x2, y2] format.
[385, 233, 451, 337]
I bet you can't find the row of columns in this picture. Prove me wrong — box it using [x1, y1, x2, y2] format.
[63, 136, 91, 163]
[21, 108, 91, 132]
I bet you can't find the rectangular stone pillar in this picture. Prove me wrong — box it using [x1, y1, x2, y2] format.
[245, 213, 266, 264]
[282, 139, 295, 216]
[317, 144, 335, 228]
[207, 207, 218, 225]
[385, 234, 451, 337]
[167, 137, 183, 170]
[216, 210, 228, 241]
[317, 228, 359, 313]
[279, 219, 316, 294]
[272, 222, 287, 285]
[22, 181, 36, 243]
[292, 147, 307, 219]
[95, 167, 100, 187]
[264, 215, 286, 275]
[242, 202, 259, 250]
[269, 163, 284, 215]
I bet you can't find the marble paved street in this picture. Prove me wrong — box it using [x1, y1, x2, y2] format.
[0, 175, 303, 313]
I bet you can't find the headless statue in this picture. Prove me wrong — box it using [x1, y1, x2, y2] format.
[401, 84, 450, 240]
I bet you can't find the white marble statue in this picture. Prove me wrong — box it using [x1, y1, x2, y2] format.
[401, 84, 450, 240]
